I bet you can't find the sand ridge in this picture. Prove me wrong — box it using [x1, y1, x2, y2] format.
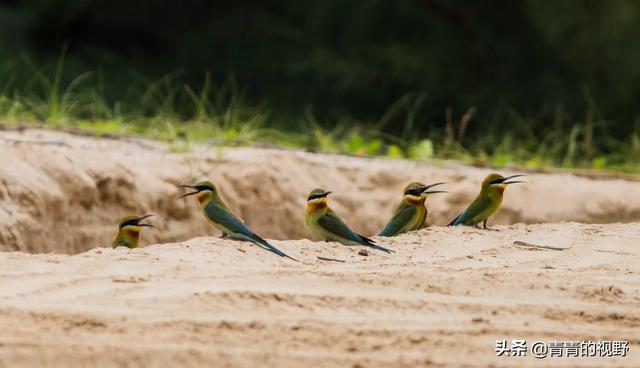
[1, 128, 640, 254]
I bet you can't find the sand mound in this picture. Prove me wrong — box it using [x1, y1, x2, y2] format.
[0, 223, 638, 367]
[1, 128, 640, 254]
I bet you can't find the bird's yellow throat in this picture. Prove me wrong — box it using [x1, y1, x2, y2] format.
[493, 184, 507, 195]
[306, 197, 328, 212]
[404, 194, 425, 205]
[195, 191, 213, 205]
[122, 226, 142, 236]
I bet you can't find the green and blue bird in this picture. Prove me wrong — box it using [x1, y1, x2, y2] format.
[304, 188, 394, 253]
[178, 180, 296, 260]
[112, 214, 154, 248]
[448, 173, 524, 229]
[378, 181, 446, 237]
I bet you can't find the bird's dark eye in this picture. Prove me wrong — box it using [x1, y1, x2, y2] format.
[308, 193, 325, 200]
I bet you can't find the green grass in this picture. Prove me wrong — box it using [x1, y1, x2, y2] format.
[0, 55, 639, 175]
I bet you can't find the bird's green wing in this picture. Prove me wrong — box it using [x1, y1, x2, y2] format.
[449, 194, 491, 226]
[204, 202, 253, 236]
[112, 238, 130, 248]
[318, 209, 365, 244]
[378, 203, 416, 236]
[204, 202, 295, 260]
[318, 209, 395, 253]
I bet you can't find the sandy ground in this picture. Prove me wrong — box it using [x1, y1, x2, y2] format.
[1, 128, 640, 254]
[1, 128, 639, 367]
[1, 223, 638, 367]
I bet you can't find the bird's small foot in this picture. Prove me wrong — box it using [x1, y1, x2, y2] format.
[220, 233, 228, 239]
[482, 220, 499, 231]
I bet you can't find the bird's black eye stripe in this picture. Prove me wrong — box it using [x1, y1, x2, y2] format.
[120, 219, 139, 228]
[308, 193, 326, 201]
[404, 188, 424, 196]
[489, 178, 505, 185]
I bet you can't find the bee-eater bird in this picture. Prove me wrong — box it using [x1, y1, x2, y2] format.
[448, 173, 524, 229]
[177, 180, 297, 261]
[304, 188, 394, 253]
[112, 214, 154, 248]
[378, 181, 446, 237]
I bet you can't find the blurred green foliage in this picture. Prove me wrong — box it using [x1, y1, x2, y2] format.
[0, 0, 639, 171]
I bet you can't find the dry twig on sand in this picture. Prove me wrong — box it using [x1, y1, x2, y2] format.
[317, 256, 346, 263]
[513, 241, 569, 251]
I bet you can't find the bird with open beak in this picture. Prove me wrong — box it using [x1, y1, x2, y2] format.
[378, 181, 447, 237]
[448, 173, 524, 230]
[178, 180, 297, 261]
[112, 214, 154, 248]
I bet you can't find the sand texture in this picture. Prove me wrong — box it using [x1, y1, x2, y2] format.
[1, 223, 638, 367]
[1, 128, 639, 367]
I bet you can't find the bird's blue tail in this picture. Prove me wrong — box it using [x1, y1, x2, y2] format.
[448, 212, 464, 226]
[245, 233, 299, 261]
[358, 234, 395, 253]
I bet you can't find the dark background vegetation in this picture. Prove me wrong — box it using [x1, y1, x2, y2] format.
[0, 0, 639, 168]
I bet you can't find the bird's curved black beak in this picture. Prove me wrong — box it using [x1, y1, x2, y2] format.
[421, 182, 447, 195]
[323, 191, 333, 197]
[136, 214, 155, 228]
[177, 184, 200, 199]
[501, 174, 525, 185]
